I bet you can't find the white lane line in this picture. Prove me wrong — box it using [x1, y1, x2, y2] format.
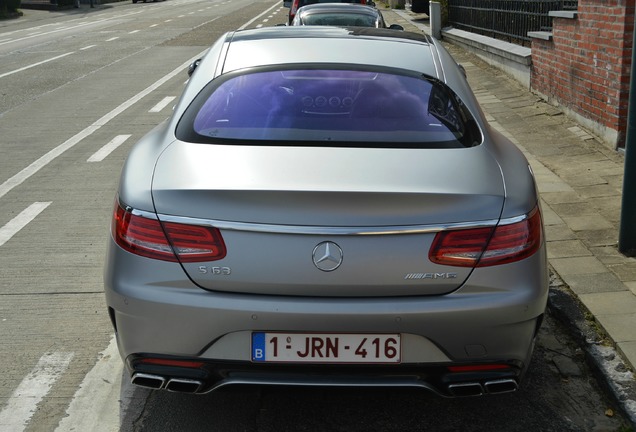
[80, 45, 97, 50]
[105, 37, 119, 42]
[55, 337, 133, 432]
[0, 11, 144, 47]
[238, 1, 280, 30]
[149, 96, 176, 113]
[0, 53, 204, 200]
[129, 30, 140, 34]
[0, 52, 74, 80]
[0, 352, 74, 432]
[0, 202, 52, 247]
[87, 135, 132, 162]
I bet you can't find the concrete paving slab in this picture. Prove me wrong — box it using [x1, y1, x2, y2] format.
[620, 342, 636, 370]
[540, 191, 584, 205]
[544, 223, 577, 241]
[561, 214, 615, 231]
[540, 204, 565, 226]
[564, 273, 628, 295]
[575, 184, 622, 199]
[595, 313, 636, 343]
[577, 229, 622, 248]
[608, 262, 636, 283]
[547, 240, 592, 259]
[579, 291, 636, 316]
[550, 256, 609, 276]
[549, 202, 598, 217]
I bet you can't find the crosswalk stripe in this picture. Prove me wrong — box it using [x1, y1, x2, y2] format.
[55, 337, 130, 432]
[149, 96, 176, 113]
[87, 135, 132, 162]
[0, 352, 74, 432]
[0, 202, 52, 247]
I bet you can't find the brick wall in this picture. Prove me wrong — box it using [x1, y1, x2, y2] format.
[530, 0, 635, 149]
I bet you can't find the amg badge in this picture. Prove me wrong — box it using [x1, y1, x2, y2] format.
[404, 272, 458, 280]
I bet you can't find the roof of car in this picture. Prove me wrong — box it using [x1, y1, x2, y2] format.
[220, 27, 439, 77]
[296, 3, 380, 14]
[229, 26, 428, 43]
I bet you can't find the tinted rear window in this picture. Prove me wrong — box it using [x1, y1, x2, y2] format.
[177, 69, 482, 148]
[301, 13, 377, 26]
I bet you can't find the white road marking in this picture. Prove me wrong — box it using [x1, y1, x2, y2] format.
[0, 14, 141, 47]
[0, 52, 74, 80]
[238, 2, 280, 30]
[129, 30, 141, 34]
[87, 135, 132, 162]
[0, 352, 74, 432]
[105, 37, 119, 42]
[0, 202, 52, 247]
[0, 53, 204, 200]
[80, 45, 97, 50]
[149, 96, 175, 113]
[55, 337, 134, 432]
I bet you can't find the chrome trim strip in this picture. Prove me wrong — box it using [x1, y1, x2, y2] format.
[205, 376, 445, 397]
[156, 214, 498, 236]
[127, 207, 531, 236]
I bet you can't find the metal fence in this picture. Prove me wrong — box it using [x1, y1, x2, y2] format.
[446, 0, 578, 45]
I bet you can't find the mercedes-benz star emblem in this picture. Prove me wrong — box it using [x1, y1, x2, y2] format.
[312, 241, 343, 272]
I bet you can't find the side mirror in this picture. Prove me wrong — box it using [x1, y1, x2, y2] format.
[388, 24, 404, 30]
[188, 59, 201, 77]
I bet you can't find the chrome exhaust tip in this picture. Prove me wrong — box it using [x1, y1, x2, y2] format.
[448, 382, 484, 397]
[165, 378, 203, 394]
[131, 373, 166, 390]
[484, 378, 518, 394]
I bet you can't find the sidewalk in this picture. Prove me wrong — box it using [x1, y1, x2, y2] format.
[383, 7, 636, 421]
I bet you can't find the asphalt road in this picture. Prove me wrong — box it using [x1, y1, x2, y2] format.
[0, 1, 631, 430]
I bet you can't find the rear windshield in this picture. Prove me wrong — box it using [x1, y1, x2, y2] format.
[301, 13, 377, 26]
[177, 68, 482, 148]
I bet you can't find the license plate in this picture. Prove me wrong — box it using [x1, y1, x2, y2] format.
[251, 333, 401, 364]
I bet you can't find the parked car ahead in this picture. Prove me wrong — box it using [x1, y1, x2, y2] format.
[291, 3, 403, 29]
[105, 26, 548, 399]
[410, 0, 429, 15]
[286, 0, 373, 24]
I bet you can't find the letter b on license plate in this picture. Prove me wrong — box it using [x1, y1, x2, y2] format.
[252, 333, 401, 364]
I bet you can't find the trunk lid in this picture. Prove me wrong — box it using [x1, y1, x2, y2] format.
[152, 142, 505, 296]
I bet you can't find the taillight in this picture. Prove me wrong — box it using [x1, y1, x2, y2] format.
[112, 202, 226, 263]
[138, 358, 205, 369]
[429, 207, 542, 267]
[290, 0, 299, 18]
[447, 364, 512, 373]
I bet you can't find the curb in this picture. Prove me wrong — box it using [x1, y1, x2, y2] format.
[548, 271, 636, 427]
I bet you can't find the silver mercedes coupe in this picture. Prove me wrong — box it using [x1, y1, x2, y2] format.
[104, 26, 548, 398]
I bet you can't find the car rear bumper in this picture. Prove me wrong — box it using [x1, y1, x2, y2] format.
[125, 353, 528, 397]
[104, 240, 548, 396]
